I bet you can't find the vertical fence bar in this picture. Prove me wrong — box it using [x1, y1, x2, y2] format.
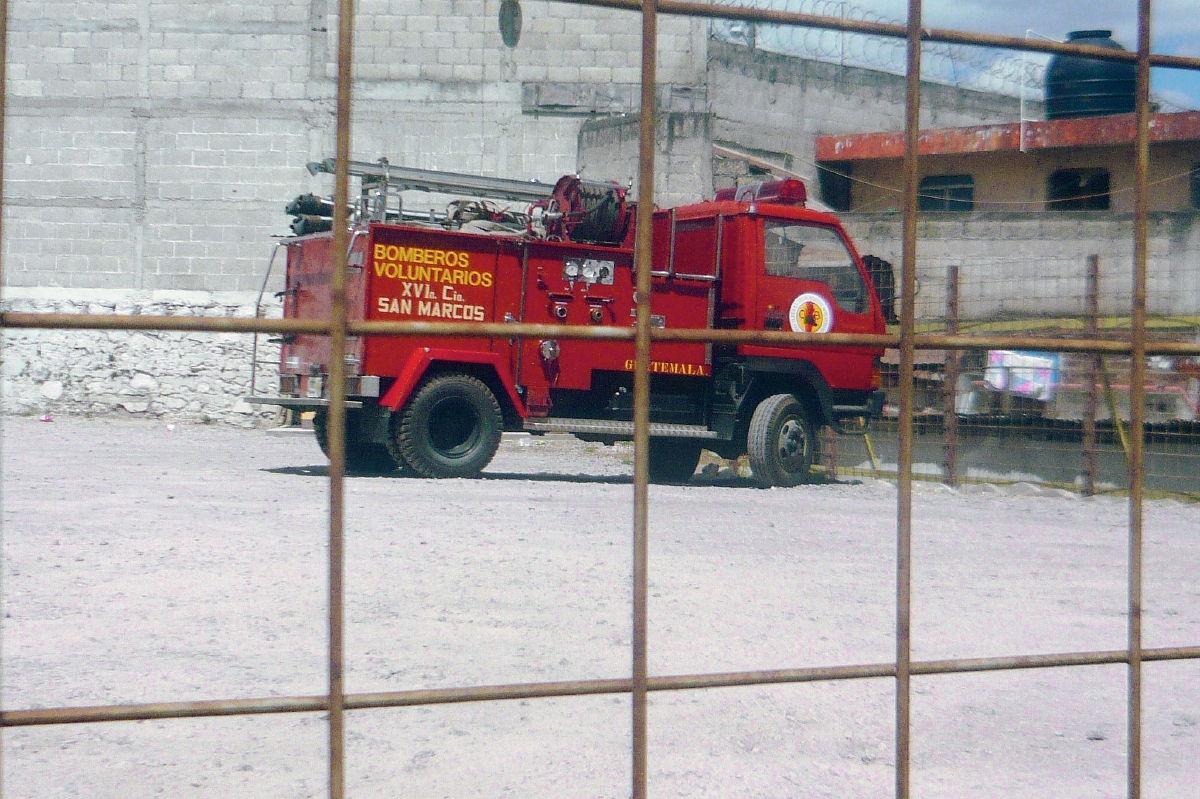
[896, 0, 923, 796]
[942, 265, 959, 487]
[327, 0, 356, 796]
[1083, 255, 1100, 497]
[0, 0, 8, 794]
[1128, 1, 1151, 796]
[631, 1, 658, 796]
[825, 426, 839, 480]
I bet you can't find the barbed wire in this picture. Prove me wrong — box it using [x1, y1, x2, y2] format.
[706, 0, 1191, 111]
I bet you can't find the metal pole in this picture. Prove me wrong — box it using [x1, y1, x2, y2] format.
[896, 0, 923, 796]
[0, 0, 8, 794]
[942, 265, 959, 487]
[632, 0, 658, 796]
[328, 0, 355, 796]
[1083, 255, 1100, 497]
[1128, 1, 1151, 796]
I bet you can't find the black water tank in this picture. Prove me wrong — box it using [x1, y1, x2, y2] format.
[1045, 30, 1136, 120]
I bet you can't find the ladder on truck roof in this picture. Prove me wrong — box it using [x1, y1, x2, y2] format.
[305, 158, 558, 204]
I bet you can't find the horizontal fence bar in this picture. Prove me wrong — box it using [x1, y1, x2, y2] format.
[6, 312, 1200, 356]
[6, 645, 1197, 728]
[0, 696, 327, 726]
[914, 333, 1191, 356]
[0, 313, 331, 336]
[562, 0, 1200, 71]
[348, 678, 633, 710]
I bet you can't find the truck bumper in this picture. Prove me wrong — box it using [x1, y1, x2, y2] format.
[830, 389, 885, 434]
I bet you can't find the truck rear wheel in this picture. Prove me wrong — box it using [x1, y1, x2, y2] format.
[648, 439, 704, 484]
[313, 408, 400, 474]
[747, 393, 816, 488]
[392, 374, 503, 478]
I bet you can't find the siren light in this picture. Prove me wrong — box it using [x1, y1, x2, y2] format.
[713, 178, 807, 206]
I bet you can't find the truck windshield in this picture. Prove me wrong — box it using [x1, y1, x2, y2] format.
[764, 221, 867, 314]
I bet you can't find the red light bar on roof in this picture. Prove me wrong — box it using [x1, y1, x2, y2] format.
[713, 178, 807, 206]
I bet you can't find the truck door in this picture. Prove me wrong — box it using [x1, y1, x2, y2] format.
[650, 210, 720, 371]
[749, 218, 877, 387]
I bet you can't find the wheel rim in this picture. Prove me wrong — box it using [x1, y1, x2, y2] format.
[426, 396, 481, 459]
[776, 416, 808, 473]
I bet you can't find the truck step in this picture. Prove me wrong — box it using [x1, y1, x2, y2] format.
[522, 418, 721, 439]
[243, 396, 364, 409]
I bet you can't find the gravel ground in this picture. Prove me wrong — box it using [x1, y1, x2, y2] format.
[1, 416, 1198, 798]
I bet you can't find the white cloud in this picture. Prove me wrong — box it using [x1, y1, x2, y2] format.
[1154, 87, 1198, 108]
[1173, 41, 1200, 58]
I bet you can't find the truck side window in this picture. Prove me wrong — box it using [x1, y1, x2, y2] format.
[764, 221, 867, 313]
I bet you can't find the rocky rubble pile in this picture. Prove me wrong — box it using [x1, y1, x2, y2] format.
[2, 291, 281, 426]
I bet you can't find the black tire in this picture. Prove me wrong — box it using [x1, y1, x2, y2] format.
[391, 374, 503, 478]
[313, 408, 400, 474]
[647, 438, 704, 484]
[746, 393, 817, 488]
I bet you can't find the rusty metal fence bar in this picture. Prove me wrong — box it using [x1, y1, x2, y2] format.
[325, 0, 356, 794]
[630, 0, 658, 794]
[894, 2, 922, 794]
[3, 643, 1199, 727]
[1128, 4, 1152, 792]
[0, 0, 8, 792]
[0, 0, 1198, 798]
[4, 315, 1200, 358]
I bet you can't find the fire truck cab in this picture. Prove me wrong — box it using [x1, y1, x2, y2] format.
[249, 160, 886, 487]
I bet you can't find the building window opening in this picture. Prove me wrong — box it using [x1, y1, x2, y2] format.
[1047, 168, 1111, 210]
[817, 163, 853, 212]
[1190, 165, 1200, 209]
[917, 174, 974, 212]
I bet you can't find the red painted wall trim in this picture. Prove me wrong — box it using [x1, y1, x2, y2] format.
[815, 110, 1200, 162]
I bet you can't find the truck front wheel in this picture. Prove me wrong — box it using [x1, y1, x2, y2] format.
[392, 374, 503, 478]
[747, 394, 816, 488]
[313, 408, 400, 474]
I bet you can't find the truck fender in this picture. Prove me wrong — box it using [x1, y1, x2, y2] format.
[740, 356, 835, 428]
[378, 348, 526, 419]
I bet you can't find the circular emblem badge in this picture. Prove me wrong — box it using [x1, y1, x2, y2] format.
[789, 292, 834, 334]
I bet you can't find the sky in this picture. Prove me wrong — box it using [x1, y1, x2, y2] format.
[866, 0, 1200, 108]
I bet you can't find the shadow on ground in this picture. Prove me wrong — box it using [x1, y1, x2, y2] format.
[262, 465, 853, 490]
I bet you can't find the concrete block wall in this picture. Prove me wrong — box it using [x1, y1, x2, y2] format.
[708, 40, 1032, 196]
[4, 0, 706, 297]
[577, 112, 713, 208]
[342, 0, 708, 87]
[5, 0, 319, 294]
[840, 211, 1200, 322]
[577, 41, 1034, 205]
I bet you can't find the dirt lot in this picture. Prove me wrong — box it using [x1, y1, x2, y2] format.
[2, 416, 1198, 798]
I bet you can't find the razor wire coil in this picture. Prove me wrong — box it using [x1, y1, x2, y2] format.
[706, 0, 1189, 110]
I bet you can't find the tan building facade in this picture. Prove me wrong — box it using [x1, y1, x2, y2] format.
[815, 112, 1200, 214]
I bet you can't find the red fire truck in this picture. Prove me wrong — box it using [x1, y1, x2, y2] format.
[248, 159, 886, 487]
